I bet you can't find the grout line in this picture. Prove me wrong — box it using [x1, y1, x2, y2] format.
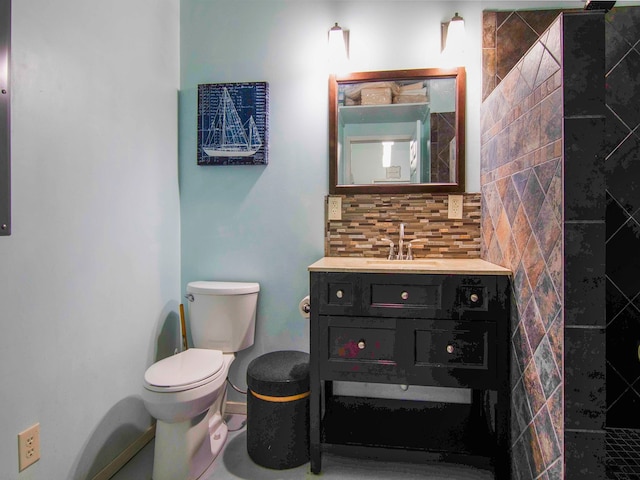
[566, 428, 606, 434]
[564, 219, 605, 224]
[565, 325, 605, 329]
[564, 114, 606, 120]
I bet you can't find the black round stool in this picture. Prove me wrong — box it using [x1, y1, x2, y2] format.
[246, 350, 310, 469]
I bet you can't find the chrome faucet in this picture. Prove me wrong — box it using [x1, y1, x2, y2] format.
[381, 223, 426, 260]
[381, 237, 396, 260]
[406, 238, 428, 260]
[397, 223, 406, 260]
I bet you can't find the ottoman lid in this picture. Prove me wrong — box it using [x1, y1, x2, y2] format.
[247, 350, 310, 397]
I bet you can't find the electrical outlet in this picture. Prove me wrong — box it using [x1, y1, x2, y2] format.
[18, 423, 40, 471]
[328, 196, 342, 221]
[448, 195, 463, 219]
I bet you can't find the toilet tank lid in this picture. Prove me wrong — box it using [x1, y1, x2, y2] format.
[187, 281, 260, 295]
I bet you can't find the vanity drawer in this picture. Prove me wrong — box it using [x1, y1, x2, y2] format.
[362, 274, 448, 318]
[329, 326, 395, 362]
[458, 285, 487, 310]
[327, 282, 354, 306]
[409, 320, 496, 389]
[315, 273, 359, 315]
[370, 283, 441, 308]
[319, 316, 398, 381]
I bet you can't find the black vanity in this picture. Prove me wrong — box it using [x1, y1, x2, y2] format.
[308, 257, 511, 478]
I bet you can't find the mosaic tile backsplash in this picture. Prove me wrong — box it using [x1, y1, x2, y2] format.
[325, 193, 481, 258]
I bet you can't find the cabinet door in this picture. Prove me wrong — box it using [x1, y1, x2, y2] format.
[399, 319, 497, 389]
[318, 316, 400, 382]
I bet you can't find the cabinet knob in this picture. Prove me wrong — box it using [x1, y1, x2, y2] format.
[446, 345, 454, 354]
[470, 293, 479, 303]
[401, 291, 409, 300]
[357, 340, 366, 350]
[336, 290, 343, 299]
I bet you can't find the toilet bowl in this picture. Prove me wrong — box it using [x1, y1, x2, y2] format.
[142, 280, 259, 480]
[143, 349, 234, 480]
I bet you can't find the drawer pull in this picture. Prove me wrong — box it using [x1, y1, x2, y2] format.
[401, 291, 409, 300]
[470, 293, 479, 303]
[357, 340, 366, 350]
[336, 290, 344, 299]
[446, 345, 455, 354]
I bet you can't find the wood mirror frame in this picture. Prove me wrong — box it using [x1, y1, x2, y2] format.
[329, 67, 465, 194]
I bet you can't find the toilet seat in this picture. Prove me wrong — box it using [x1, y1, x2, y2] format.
[144, 348, 225, 393]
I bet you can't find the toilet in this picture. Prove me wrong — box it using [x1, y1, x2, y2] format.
[142, 280, 259, 480]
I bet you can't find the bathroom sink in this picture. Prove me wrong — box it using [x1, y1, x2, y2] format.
[365, 259, 441, 267]
[367, 258, 440, 267]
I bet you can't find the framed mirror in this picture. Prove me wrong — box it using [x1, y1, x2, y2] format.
[329, 67, 465, 194]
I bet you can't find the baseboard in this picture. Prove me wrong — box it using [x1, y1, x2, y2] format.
[90, 402, 245, 479]
[225, 401, 247, 416]
[91, 424, 156, 480]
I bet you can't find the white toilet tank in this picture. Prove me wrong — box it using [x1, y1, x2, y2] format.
[186, 281, 259, 353]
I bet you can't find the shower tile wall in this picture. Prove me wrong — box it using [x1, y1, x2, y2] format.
[562, 12, 607, 480]
[481, 12, 607, 480]
[481, 16, 564, 478]
[482, 9, 577, 101]
[604, 6, 640, 430]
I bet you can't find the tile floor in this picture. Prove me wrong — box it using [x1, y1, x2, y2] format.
[111, 414, 495, 480]
[607, 428, 640, 480]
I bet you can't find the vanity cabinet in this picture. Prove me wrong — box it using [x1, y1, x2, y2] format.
[308, 264, 511, 478]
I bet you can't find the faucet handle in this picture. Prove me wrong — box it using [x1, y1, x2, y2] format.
[406, 238, 428, 260]
[381, 237, 396, 260]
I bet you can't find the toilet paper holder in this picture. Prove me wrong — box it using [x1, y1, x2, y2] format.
[299, 296, 311, 318]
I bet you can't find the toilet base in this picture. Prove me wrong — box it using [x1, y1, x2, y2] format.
[152, 389, 228, 480]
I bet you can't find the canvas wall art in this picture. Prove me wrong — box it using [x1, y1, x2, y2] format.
[197, 82, 269, 165]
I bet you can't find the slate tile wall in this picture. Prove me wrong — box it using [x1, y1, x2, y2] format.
[604, 6, 640, 430]
[482, 9, 578, 101]
[481, 15, 565, 479]
[485, 5, 640, 478]
[561, 12, 607, 480]
[481, 11, 608, 479]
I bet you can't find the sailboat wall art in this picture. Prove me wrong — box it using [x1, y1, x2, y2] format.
[197, 82, 269, 165]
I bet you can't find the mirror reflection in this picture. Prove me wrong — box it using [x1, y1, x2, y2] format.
[330, 68, 465, 194]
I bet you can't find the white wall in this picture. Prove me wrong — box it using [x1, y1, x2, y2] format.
[0, 1, 180, 478]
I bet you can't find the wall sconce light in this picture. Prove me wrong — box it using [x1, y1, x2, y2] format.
[441, 12, 465, 59]
[328, 22, 349, 72]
